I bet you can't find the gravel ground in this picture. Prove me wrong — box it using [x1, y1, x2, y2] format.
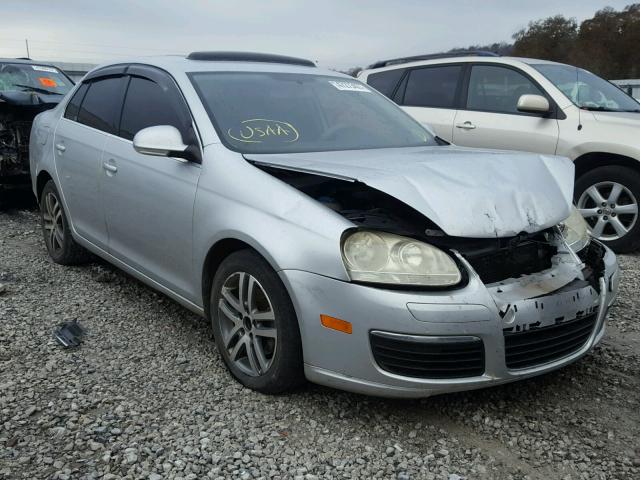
[1, 197, 639, 480]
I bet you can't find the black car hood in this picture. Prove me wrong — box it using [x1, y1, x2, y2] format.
[0, 90, 62, 106]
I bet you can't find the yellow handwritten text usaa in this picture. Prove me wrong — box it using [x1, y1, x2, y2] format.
[228, 119, 300, 143]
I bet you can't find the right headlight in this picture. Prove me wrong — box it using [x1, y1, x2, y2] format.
[341, 230, 462, 287]
[559, 206, 590, 253]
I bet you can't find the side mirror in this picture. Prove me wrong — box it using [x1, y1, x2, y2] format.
[517, 94, 550, 114]
[133, 125, 189, 160]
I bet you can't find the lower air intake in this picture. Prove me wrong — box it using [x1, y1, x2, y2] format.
[503, 312, 597, 369]
[370, 331, 485, 379]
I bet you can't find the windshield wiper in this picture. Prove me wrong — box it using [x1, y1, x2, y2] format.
[13, 84, 63, 95]
[581, 105, 640, 113]
[579, 106, 621, 112]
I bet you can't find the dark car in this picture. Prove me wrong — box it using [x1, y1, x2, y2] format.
[0, 58, 74, 185]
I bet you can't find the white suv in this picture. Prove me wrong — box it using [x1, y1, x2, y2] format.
[359, 52, 640, 252]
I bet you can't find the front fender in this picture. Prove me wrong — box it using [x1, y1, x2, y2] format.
[566, 141, 640, 163]
[192, 145, 353, 301]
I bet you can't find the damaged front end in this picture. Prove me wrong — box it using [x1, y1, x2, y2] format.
[256, 163, 594, 280]
[260, 164, 617, 372]
[1, 93, 58, 184]
[490, 240, 609, 370]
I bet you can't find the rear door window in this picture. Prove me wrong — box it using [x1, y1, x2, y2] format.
[466, 65, 544, 114]
[64, 84, 88, 121]
[77, 77, 125, 134]
[402, 65, 462, 108]
[119, 76, 186, 141]
[367, 69, 405, 98]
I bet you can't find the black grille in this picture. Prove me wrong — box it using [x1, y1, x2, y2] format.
[370, 332, 485, 379]
[503, 313, 597, 369]
[465, 240, 556, 284]
[425, 232, 557, 285]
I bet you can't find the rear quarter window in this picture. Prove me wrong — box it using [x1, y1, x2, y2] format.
[64, 84, 88, 122]
[366, 69, 405, 98]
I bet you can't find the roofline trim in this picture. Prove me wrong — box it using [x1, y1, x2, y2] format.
[368, 51, 499, 69]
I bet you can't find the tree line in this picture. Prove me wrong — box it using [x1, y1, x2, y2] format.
[349, 3, 640, 79]
[509, 3, 640, 79]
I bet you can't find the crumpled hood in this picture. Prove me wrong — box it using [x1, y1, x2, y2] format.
[246, 146, 575, 238]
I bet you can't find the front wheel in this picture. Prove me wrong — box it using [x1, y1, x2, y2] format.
[210, 250, 305, 394]
[575, 166, 640, 253]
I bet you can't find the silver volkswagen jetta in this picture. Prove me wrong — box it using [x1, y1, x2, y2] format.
[30, 52, 619, 397]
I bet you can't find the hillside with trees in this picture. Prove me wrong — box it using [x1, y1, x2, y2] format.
[354, 3, 640, 79]
[511, 4, 640, 78]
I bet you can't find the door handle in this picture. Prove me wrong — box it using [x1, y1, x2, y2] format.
[103, 161, 118, 173]
[55, 143, 66, 152]
[455, 121, 476, 130]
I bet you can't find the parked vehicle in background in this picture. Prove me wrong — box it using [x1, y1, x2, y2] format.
[359, 52, 640, 252]
[30, 52, 618, 397]
[611, 79, 640, 101]
[0, 58, 73, 185]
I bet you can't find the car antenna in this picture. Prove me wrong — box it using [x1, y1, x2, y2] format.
[576, 66, 583, 131]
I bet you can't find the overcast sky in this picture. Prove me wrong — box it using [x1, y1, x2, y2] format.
[0, 0, 631, 70]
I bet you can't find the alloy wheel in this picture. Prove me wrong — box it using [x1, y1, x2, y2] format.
[43, 192, 65, 256]
[578, 181, 639, 241]
[217, 271, 278, 377]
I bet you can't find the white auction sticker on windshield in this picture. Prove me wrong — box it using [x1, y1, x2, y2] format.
[328, 80, 371, 92]
[32, 65, 59, 73]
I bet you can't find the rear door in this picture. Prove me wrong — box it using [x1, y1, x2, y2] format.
[397, 64, 464, 142]
[53, 75, 126, 249]
[452, 64, 559, 153]
[100, 66, 201, 300]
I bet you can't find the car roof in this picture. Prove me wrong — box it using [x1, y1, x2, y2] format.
[508, 57, 568, 66]
[360, 55, 569, 75]
[85, 53, 349, 80]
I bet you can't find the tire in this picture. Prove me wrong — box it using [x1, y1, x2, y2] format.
[39, 180, 91, 265]
[210, 249, 305, 394]
[575, 166, 640, 253]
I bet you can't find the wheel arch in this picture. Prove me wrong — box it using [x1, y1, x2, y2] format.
[574, 152, 640, 180]
[201, 237, 281, 320]
[36, 170, 54, 203]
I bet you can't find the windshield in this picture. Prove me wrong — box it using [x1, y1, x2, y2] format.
[0, 63, 73, 96]
[532, 63, 640, 112]
[189, 72, 436, 154]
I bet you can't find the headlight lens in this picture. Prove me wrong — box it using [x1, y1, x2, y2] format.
[341, 230, 462, 287]
[560, 207, 590, 252]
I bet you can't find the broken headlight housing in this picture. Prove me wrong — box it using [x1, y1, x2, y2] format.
[559, 207, 590, 253]
[341, 230, 462, 287]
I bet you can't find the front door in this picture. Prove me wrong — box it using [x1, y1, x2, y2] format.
[452, 64, 559, 154]
[100, 73, 201, 301]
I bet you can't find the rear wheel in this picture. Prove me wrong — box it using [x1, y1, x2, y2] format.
[40, 180, 91, 264]
[210, 250, 305, 394]
[575, 166, 640, 253]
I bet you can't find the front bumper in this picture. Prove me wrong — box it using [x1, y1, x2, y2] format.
[279, 244, 619, 398]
